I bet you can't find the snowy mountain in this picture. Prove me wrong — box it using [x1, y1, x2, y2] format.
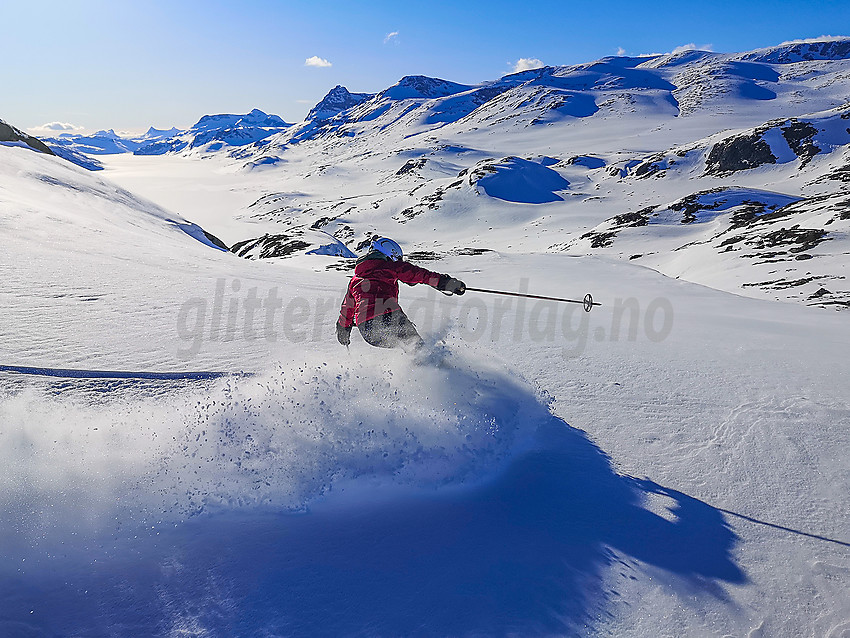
[134, 108, 290, 155]
[306, 85, 374, 121]
[43, 126, 182, 156]
[40, 126, 183, 170]
[3, 38, 850, 638]
[742, 38, 850, 63]
[188, 38, 850, 311]
[40, 110, 290, 167]
[263, 41, 849, 151]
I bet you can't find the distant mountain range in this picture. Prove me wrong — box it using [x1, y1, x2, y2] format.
[31, 38, 850, 167]
[38, 109, 290, 168]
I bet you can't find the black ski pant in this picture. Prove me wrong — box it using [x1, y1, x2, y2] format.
[357, 309, 424, 352]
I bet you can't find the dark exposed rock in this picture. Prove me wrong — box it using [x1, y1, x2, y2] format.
[230, 234, 311, 259]
[670, 191, 725, 223]
[0, 120, 55, 155]
[780, 120, 821, 167]
[394, 180, 460, 222]
[578, 207, 654, 248]
[307, 85, 373, 121]
[583, 231, 617, 248]
[395, 158, 427, 176]
[325, 260, 357, 272]
[406, 251, 442, 262]
[758, 226, 829, 252]
[633, 154, 666, 178]
[749, 204, 796, 224]
[730, 203, 768, 227]
[565, 155, 606, 169]
[452, 247, 495, 256]
[354, 238, 372, 252]
[310, 216, 337, 230]
[745, 40, 850, 64]
[743, 277, 818, 289]
[705, 132, 776, 175]
[613, 210, 651, 227]
[202, 230, 228, 251]
[820, 164, 850, 183]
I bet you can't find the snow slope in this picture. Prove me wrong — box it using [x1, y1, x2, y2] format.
[3, 37, 850, 638]
[2, 205, 848, 635]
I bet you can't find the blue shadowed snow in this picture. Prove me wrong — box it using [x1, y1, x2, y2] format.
[476, 157, 570, 204]
[0, 364, 237, 380]
[542, 64, 677, 92]
[726, 61, 781, 83]
[738, 81, 777, 101]
[423, 86, 512, 125]
[173, 221, 230, 251]
[569, 155, 607, 169]
[0, 353, 744, 637]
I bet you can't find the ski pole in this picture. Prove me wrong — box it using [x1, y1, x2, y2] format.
[462, 287, 601, 312]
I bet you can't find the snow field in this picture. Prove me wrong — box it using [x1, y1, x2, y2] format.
[4, 38, 850, 634]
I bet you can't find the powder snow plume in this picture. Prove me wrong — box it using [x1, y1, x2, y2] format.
[0, 345, 541, 544]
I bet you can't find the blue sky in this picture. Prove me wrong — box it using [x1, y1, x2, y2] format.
[3, 0, 849, 134]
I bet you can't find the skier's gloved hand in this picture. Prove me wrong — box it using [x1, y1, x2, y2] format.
[336, 322, 352, 346]
[439, 276, 466, 296]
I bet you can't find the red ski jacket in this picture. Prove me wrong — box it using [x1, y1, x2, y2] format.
[338, 256, 445, 327]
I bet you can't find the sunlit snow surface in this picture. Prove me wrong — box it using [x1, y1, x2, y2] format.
[3, 40, 850, 636]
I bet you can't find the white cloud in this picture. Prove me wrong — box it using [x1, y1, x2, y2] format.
[28, 121, 85, 135]
[384, 31, 399, 44]
[512, 57, 545, 73]
[779, 35, 848, 45]
[305, 55, 332, 68]
[671, 43, 714, 54]
[616, 47, 627, 56]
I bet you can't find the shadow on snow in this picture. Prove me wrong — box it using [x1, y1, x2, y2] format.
[0, 366, 746, 637]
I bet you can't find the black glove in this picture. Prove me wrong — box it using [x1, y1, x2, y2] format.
[336, 322, 352, 346]
[437, 275, 466, 296]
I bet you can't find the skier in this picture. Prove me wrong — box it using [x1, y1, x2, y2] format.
[336, 237, 466, 351]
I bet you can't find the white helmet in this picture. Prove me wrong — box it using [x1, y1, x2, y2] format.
[371, 237, 403, 261]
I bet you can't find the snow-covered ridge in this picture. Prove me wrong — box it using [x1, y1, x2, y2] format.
[740, 37, 850, 63]
[253, 45, 850, 157]
[307, 85, 374, 121]
[0, 142, 227, 255]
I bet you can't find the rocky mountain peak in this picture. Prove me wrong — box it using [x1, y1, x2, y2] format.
[381, 75, 472, 100]
[307, 85, 373, 121]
